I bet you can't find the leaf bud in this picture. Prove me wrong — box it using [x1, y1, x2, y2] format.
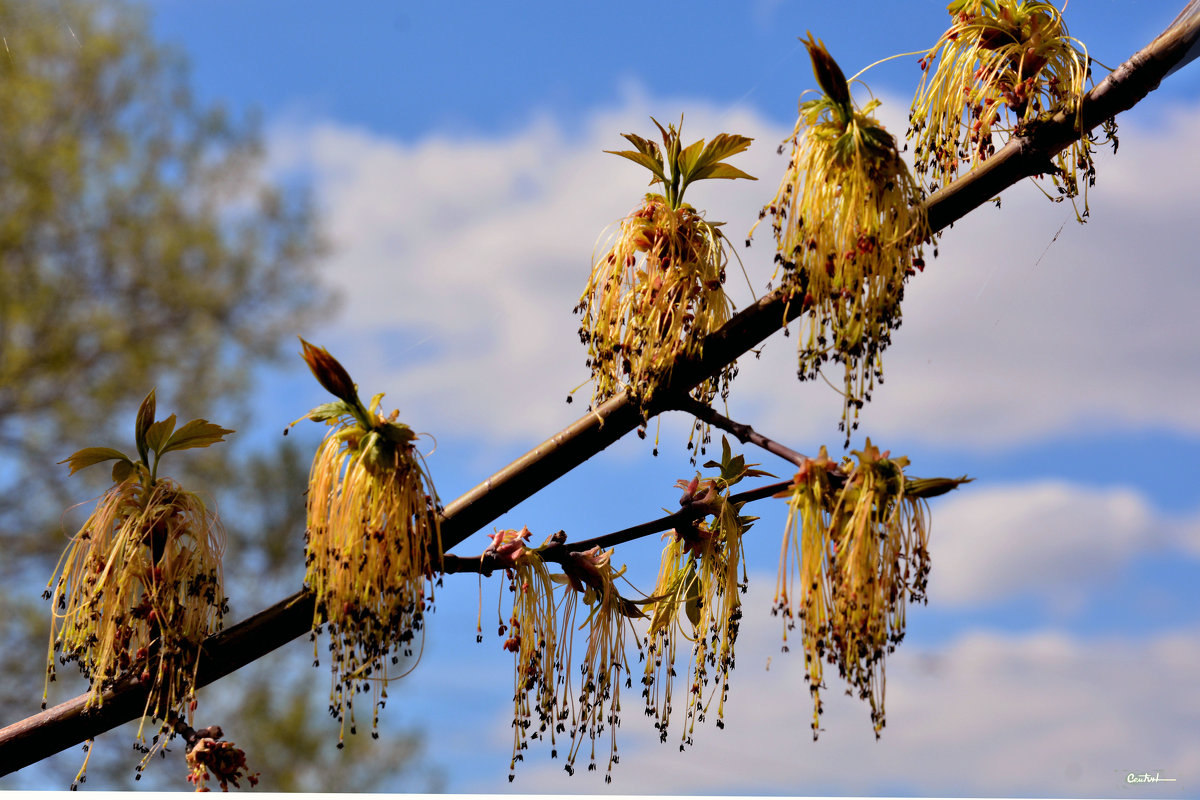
[299, 338, 359, 405]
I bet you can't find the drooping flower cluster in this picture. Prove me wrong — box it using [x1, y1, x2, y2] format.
[484, 527, 648, 783]
[483, 527, 563, 780]
[909, 0, 1114, 216]
[752, 34, 931, 441]
[774, 440, 967, 738]
[293, 340, 442, 745]
[575, 119, 755, 439]
[44, 390, 233, 782]
[642, 438, 769, 747]
[554, 542, 644, 782]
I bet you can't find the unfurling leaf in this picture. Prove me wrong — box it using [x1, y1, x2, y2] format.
[134, 388, 157, 464]
[802, 31, 851, 113]
[160, 419, 235, 454]
[606, 119, 754, 210]
[905, 475, 973, 498]
[59, 447, 133, 476]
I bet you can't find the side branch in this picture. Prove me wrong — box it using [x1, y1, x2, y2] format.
[441, 477, 794, 576]
[673, 395, 809, 467]
[3, 7, 1198, 776]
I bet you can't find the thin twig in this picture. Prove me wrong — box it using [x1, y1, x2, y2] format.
[441, 478, 794, 576]
[673, 395, 809, 468]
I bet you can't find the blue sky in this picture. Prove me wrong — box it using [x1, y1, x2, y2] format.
[36, 1, 1200, 795]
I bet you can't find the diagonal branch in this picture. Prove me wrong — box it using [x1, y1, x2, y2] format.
[3, 6, 1198, 777]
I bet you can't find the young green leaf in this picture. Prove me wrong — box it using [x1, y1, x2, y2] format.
[682, 133, 756, 186]
[684, 560, 702, 629]
[144, 414, 178, 455]
[111, 458, 135, 483]
[698, 133, 754, 169]
[160, 419, 235, 454]
[59, 447, 133, 476]
[606, 149, 668, 185]
[304, 400, 354, 424]
[605, 132, 667, 185]
[690, 161, 757, 183]
[675, 138, 706, 182]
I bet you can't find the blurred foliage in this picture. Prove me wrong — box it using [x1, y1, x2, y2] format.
[0, 0, 438, 790]
[0, 0, 328, 559]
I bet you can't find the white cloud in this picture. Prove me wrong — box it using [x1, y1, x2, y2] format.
[929, 480, 1200, 609]
[477, 578, 1200, 797]
[267, 92, 1200, 451]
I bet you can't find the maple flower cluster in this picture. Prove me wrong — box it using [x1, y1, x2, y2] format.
[775, 441, 966, 738]
[575, 119, 755, 449]
[293, 339, 442, 746]
[909, 0, 1114, 217]
[752, 34, 931, 441]
[642, 439, 768, 746]
[44, 391, 233, 785]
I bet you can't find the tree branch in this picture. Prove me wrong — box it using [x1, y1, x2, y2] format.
[4, 7, 1198, 776]
[440, 477, 795, 577]
[673, 395, 809, 468]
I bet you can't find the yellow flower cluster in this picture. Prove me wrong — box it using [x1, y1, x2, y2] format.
[775, 440, 933, 739]
[484, 528, 562, 780]
[46, 478, 226, 740]
[754, 35, 930, 440]
[302, 393, 441, 745]
[642, 453, 759, 748]
[555, 544, 641, 782]
[46, 391, 232, 784]
[909, 0, 1112, 217]
[485, 528, 646, 783]
[575, 120, 754, 454]
[579, 195, 734, 413]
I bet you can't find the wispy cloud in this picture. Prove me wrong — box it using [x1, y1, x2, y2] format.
[931, 480, 1200, 608]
